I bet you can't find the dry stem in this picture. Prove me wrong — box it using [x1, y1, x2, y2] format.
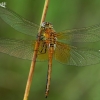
[23, 0, 50, 100]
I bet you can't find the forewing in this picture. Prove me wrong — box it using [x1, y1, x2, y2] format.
[0, 6, 39, 37]
[55, 42, 100, 66]
[57, 24, 100, 42]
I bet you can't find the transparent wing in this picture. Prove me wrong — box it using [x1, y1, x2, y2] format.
[0, 6, 39, 37]
[55, 42, 71, 63]
[55, 42, 100, 66]
[0, 38, 34, 60]
[0, 38, 48, 61]
[68, 49, 100, 66]
[57, 24, 100, 42]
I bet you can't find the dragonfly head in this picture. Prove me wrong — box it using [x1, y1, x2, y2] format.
[41, 22, 53, 29]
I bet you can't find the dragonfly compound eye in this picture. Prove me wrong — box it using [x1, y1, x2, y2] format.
[41, 22, 46, 28]
[41, 22, 53, 29]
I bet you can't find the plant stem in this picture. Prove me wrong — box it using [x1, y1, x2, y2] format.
[23, 0, 50, 100]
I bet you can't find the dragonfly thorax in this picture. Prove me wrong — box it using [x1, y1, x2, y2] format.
[40, 22, 57, 49]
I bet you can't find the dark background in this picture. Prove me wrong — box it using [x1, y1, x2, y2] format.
[0, 0, 100, 100]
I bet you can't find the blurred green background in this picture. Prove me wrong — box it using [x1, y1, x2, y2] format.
[0, 0, 100, 100]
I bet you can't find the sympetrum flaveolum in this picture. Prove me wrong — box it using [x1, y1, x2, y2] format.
[0, 6, 100, 97]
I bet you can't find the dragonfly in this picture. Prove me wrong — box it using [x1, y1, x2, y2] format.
[0, 6, 100, 97]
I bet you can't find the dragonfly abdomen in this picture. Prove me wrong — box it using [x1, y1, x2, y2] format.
[48, 33, 57, 49]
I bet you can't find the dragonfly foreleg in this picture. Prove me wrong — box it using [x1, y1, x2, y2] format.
[37, 34, 44, 41]
[39, 42, 47, 54]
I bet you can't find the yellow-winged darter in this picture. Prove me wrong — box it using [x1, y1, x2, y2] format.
[0, 6, 100, 97]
